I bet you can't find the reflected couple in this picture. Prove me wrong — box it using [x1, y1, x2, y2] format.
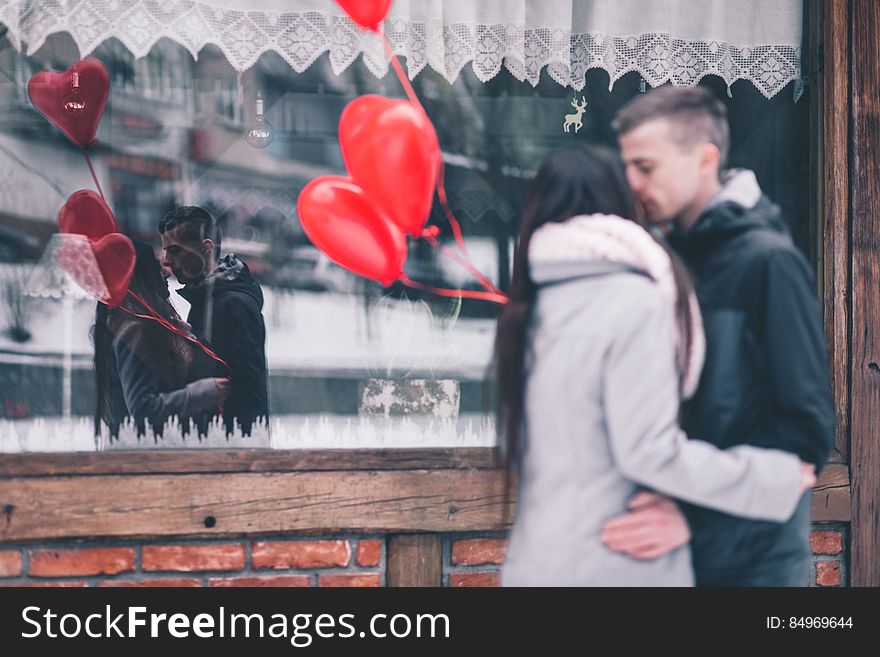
[93, 207, 269, 438]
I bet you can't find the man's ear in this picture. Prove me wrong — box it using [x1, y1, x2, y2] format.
[700, 142, 721, 175]
[202, 239, 214, 258]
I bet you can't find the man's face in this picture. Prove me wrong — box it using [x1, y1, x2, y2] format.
[619, 118, 707, 227]
[161, 225, 212, 285]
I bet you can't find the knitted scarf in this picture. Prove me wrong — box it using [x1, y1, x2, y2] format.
[529, 214, 705, 399]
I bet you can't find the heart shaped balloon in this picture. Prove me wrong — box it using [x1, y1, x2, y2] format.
[57, 190, 118, 240]
[297, 175, 407, 286]
[28, 59, 110, 147]
[339, 95, 441, 237]
[335, 0, 392, 31]
[57, 232, 135, 308]
[92, 233, 136, 307]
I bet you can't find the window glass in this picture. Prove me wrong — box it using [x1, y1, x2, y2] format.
[0, 32, 810, 451]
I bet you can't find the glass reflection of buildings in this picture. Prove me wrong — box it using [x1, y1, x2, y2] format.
[0, 36, 528, 300]
[0, 35, 526, 425]
[0, 29, 812, 430]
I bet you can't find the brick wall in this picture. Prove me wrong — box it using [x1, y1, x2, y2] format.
[810, 524, 848, 587]
[443, 524, 850, 587]
[444, 534, 506, 587]
[0, 537, 384, 588]
[0, 523, 847, 587]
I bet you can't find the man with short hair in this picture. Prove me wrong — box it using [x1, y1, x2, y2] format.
[603, 86, 835, 586]
[159, 206, 269, 435]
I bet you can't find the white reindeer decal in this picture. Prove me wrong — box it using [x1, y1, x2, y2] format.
[563, 96, 588, 134]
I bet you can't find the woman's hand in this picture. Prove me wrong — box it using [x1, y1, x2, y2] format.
[799, 461, 817, 494]
[215, 377, 232, 401]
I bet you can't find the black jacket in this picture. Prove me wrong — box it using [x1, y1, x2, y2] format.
[667, 170, 835, 583]
[179, 256, 269, 434]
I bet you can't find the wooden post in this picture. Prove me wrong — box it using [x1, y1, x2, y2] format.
[849, 0, 880, 587]
[386, 534, 443, 587]
[815, 0, 851, 463]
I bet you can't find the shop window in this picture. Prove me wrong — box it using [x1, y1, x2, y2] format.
[0, 8, 810, 451]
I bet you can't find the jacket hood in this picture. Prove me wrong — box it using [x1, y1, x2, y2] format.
[705, 168, 762, 211]
[675, 169, 790, 246]
[179, 254, 264, 308]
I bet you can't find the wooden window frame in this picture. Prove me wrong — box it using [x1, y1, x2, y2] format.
[0, 0, 865, 585]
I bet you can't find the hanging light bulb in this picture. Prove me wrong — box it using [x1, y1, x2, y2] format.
[246, 90, 274, 149]
[62, 69, 86, 116]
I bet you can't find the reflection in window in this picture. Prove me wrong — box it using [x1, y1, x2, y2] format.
[0, 32, 809, 451]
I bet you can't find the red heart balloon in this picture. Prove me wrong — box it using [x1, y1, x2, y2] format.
[28, 59, 109, 147]
[339, 95, 441, 237]
[58, 190, 118, 241]
[335, 0, 392, 31]
[92, 233, 136, 307]
[57, 232, 135, 308]
[296, 175, 407, 286]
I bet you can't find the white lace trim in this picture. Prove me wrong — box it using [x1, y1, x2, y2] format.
[0, 1, 803, 99]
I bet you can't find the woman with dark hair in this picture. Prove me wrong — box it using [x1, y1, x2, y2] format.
[496, 148, 815, 586]
[93, 241, 229, 438]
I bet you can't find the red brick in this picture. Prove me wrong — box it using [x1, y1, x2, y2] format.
[816, 562, 841, 587]
[450, 572, 500, 587]
[209, 576, 312, 587]
[29, 548, 134, 577]
[0, 582, 88, 587]
[319, 573, 381, 587]
[0, 551, 22, 577]
[451, 538, 507, 566]
[98, 579, 202, 587]
[252, 540, 351, 570]
[811, 531, 843, 555]
[356, 540, 382, 567]
[142, 544, 245, 572]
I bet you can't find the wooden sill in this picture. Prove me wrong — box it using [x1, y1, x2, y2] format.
[0, 447, 502, 478]
[0, 449, 849, 543]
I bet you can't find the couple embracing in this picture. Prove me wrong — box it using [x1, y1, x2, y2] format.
[499, 87, 835, 587]
[93, 207, 269, 439]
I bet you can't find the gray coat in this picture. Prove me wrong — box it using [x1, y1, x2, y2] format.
[500, 260, 803, 587]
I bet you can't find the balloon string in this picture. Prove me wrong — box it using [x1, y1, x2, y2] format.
[400, 275, 508, 305]
[122, 290, 230, 373]
[435, 164, 472, 260]
[82, 147, 106, 201]
[381, 34, 422, 110]
[380, 32, 470, 262]
[380, 33, 505, 303]
[422, 233, 503, 296]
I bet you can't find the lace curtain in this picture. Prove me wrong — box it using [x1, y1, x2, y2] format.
[0, 0, 804, 98]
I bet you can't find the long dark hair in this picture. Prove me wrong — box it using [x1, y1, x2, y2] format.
[93, 241, 181, 435]
[494, 147, 696, 476]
